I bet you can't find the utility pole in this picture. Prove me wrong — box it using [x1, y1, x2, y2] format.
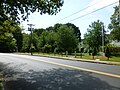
[118, 0, 120, 26]
[102, 25, 105, 55]
[27, 24, 35, 55]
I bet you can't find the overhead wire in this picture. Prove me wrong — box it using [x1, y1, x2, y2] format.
[56, 0, 103, 22]
[48, 0, 104, 26]
[48, 1, 118, 26]
[69, 1, 118, 22]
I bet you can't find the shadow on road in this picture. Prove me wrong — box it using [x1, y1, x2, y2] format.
[0, 62, 120, 90]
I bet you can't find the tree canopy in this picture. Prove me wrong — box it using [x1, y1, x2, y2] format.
[84, 20, 108, 53]
[108, 6, 120, 41]
[66, 23, 81, 42]
[21, 23, 80, 53]
[56, 25, 78, 52]
[0, 0, 64, 22]
[0, 19, 23, 52]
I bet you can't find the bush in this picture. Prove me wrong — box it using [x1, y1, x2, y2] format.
[107, 46, 120, 56]
[105, 47, 111, 58]
[42, 44, 52, 53]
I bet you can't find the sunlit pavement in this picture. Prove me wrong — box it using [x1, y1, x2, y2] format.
[0, 53, 120, 90]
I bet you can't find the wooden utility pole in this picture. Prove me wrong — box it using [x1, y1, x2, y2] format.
[118, 0, 120, 26]
[27, 24, 35, 55]
[102, 25, 105, 55]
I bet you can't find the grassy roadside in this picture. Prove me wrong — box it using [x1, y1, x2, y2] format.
[0, 74, 4, 90]
[0, 83, 2, 90]
[0, 80, 3, 90]
[20, 52, 120, 62]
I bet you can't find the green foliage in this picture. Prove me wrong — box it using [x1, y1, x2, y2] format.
[56, 25, 78, 53]
[105, 47, 111, 59]
[21, 33, 39, 52]
[106, 46, 120, 56]
[12, 25, 23, 52]
[53, 23, 63, 32]
[0, 33, 17, 52]
[39, 31, 49, 48]
[0, 20, 22, 52]
[21, 33, 30, 52]
[92, 48, 97, 56]
[22, 23, 80, 53]
[32, 33, 39, 51]
[65, 23, 81, 42]
[42, 44, 52, 53]
[33, 28, 45, 36]
[110, 27, 120, 41]
[38, 31, 57, 52]
[108, 6, 120, 41]
[0, 19, 16, 33]
[46, 32, 57, 51]
[46, 26, 54, 32]
[0, 0, 64, 22]
[84, 20, 108, 53]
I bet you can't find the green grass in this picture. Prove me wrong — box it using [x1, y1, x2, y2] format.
[19, 52, 120, 62]
[0, 83, 2, 90]
[99, 56, 120, 62]
[0, 74, 4, 90]
[80, 55, 120, 62]
[0, 81, 3, 90]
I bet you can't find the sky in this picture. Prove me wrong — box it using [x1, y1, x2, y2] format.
[21, 0, 119, 38]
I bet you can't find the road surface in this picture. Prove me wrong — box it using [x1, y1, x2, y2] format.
[0, 53, 120, 90]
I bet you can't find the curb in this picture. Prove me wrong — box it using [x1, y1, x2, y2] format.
[33, 54, 120, 66]
[16, 53, 120, 66]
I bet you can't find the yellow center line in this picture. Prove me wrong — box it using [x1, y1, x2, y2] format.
[30, 58, 120, 79]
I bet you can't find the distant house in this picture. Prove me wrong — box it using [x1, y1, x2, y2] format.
[110, 40, 120, 46]
[106, 34, 120, 46]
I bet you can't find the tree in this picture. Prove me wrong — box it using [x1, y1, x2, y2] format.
[0, 32, 16, 52]
[39, 31, 49, 52]
[38, 31, 57, 53]
[53, 23, 63, 32]
[0, 0, 64, 22]
[46, 32, 58, 52]
[108, 6, 120, 41]
[56, 25, 78, 53]
[0, 19, 22, 52]
[33, 28, 45, 36]
[53, 23, 81, 40]
[105, 47, 111, 60]
[12, 25, 23, 52]
[21, 33, 30, 52]
[46, 26, 54, 32]
[32, 33, 39, 51]
[84, 20, 107, 54]
[66, 23, 81, 42]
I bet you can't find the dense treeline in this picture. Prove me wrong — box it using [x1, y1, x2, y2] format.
[0, 22, 81, 53]
[0, 20, 23, 52]
[22, 23, 81, 54]
[0, 0, 64, 52]
[0, 4, 120, 57]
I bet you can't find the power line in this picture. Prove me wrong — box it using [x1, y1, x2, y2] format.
[56, 0, 103, 22]
[69, 1, 118, 22]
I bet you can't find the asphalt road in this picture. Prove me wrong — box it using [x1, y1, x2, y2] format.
[0, 53, 120, 90]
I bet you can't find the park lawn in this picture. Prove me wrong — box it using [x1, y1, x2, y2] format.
[99, 56, 120, 62]
[0, 83, 2, 90]
[77, 54, 120, 62]
[0, 81, 3, 90]
[20, 52, 120, 62]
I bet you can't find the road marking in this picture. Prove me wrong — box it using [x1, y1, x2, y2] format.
[30, 58, 120, 79]
[7, 54, 120, 79]
[0, 53, 120, 78]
